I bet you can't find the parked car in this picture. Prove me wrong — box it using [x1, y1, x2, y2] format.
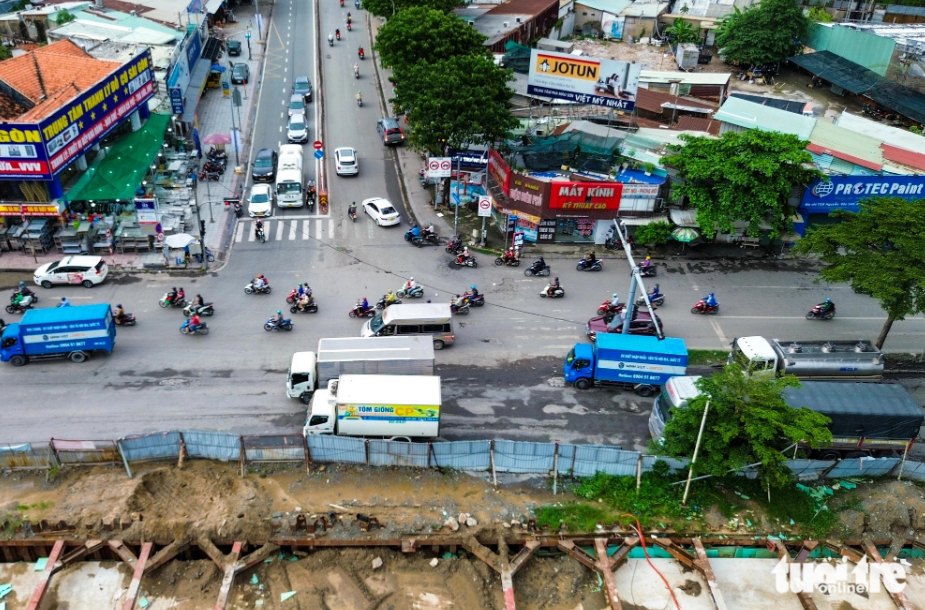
[34, 256, 108, 289]
[287, 113, 309, 144]
[231, 63, 249, 84]
[586, 310, 662, 341]
[362, 197, 400, 226]
[293, 76, 313, 103]
[227, 40, 242, 56]
[376, 118, 405, 146]
[251, 148, 278, 182]
[334, 147, 358, 176]
[248, 183, 274, 218]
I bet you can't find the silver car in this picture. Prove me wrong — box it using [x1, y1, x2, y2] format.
[287, 113, 308, 144]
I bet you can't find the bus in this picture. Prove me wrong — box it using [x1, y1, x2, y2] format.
[275, 145, 304, 207]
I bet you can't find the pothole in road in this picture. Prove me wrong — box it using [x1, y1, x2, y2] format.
[158, 378, 191, 387]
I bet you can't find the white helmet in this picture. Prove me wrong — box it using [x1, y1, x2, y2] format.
[410, 276, 414, 281]
[612, 293, 618, 298]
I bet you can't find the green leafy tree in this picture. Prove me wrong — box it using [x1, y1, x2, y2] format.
[362, 0, 460, 17]
[661, 364, 832, 487]
[664, 18, 700, 45]
[663, 131, 824, 238]
[0, 45, 10, 61]
[807, 6, 834, 22]
[793, 196, 925, 349]
[633, 221, 673, 246]
[391, 54, 518, 152]
[375, 7, 488, 71]
[715, 0, 809, 66]
[55, 9, 75, 25]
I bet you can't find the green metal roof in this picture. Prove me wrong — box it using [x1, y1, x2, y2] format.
[808, 120, 883, 171]
[714, 96, 816, 139]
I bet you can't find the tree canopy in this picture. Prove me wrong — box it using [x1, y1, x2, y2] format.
[375, 7, 488, 71]
[664, 130, 824, 238]
[664, 18, 700, 45]
[793, 196, 925, 349]
[715, 0, 809, 66]
[391, 54, 518, 152]
[661, 364, 832, 487]
[361, 0, 460, 17]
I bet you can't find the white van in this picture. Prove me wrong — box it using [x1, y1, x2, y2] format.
[275, 144, 304, 207]
[361, 303, 454, 349]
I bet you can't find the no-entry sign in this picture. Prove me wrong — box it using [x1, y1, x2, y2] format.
[427, 157, 452, 178]
[477, 196, 492, 217]
[313, 141, 323, 150]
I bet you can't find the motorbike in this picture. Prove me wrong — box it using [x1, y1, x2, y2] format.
[286, 288, 300, 304]
[412, 233, 439, 247]
[639, 265, 657, 278]
[597, 301, 626, 316]
[255, 227, 267, 243]
[179, 320, 209, 335]
[604, 236, 633, 251]
[328, 36, 334, 47]
[465, 293, 485, 307]
[494, 256, 520, 267]
[265, 317, 294, 331]
[207, 147, 227, 161]
[202, 160, 225, 173]
[233, 202, 244, 218]
[198, 170, 221, 181]
[577, 258, 603, 272]
[336, 31, 341, 40]
[375, 295, 402, 310]
[636, 292, 665, 308]
[691, 299, 720, 315]
[354, 66, 359, 79]
[524, 260, 551, 277]
[184, 302, 215, 317]
[244, 282, 272, 295]
[540, 285, 565, 298]
[806, 303, 836, 321]
[348, 208, 357, 222]
[453, 255, 478, 268]
[357, 95, 363, 107]
[348, 303, 377, 318]
[159, 293, 187, 308]
[397, 285, 424, 298]
[9, 291, 37, 304]
[358, 49, 365, 60]
[450, 301, 470, 315]
[5, 297, 34, 314]
[445, 237, 463, 254]
[114, 312, 137, 326]
[347, 22, 352, 31]
[290, 300, 319, 314]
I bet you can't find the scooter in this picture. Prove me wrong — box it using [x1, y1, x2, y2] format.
[347, 22, 352, 31]
[577, 258, 603, 272]
[597, 301, 626, 316]
[445, 237, 463, 254]
[691, 299, 719, 315]
[349, 208, 357, 222]
[450, 301, 470, 315]
[494, 256, 520, 267]
[354, 66, 359, 79]
[290, 300, 319, 314]
[465, 293, 485, 307]
[159, 293, 187, 308]
[604, 236, 633, 251]
[255, 227, 267, 243]
[5, 297, 34, 314]
[375, 295, 402, 310]
[114, 312, 137, 326]
[264, 317, 294, 331]
[636, 291, 665, 308]
[8, 291, 37, 304]
[806, 303, 836, 320]
[179, 320, 209, 335]
[639, 265, 657, 278]
[396, 285, 423, 299]
[328, 35, 334, 47]
[203, 246, 215, 263]
[412, 233, 439, 247]
[184, 302, 215, 317]
[285, 288, 300, 304]
[244, 282, 272, 295]
[336, 31, 341, 40]
[540, 285, 565, 298]
[524, 260, 551, 277]
[357, 95, 363, 107]
[233, 202, 244, 218]
[348, 303, 376, 318]
[453, 255, 478, 268]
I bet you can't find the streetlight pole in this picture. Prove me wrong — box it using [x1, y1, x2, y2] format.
[229, 88, 240, 167]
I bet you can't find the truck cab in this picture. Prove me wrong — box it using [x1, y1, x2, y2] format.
[0, 324, 23, 361]
[730, 336, 778, 377]
[563, 344, 594, 387]
[648, 375, 702, 441]
[287, 351, 317, 403]
[303, 387, 336, 435]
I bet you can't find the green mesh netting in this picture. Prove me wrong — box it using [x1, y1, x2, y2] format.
[504, 131, 624, 172]
[503, 41, 532, 74]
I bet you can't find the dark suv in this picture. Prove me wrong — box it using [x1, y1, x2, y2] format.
[376, 118, 405, 146]
[227, 40, 242, 56]
[293, 76, 313, 103]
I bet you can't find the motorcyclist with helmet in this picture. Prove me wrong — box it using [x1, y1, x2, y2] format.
[254, 275, 268, 291]
[335, 28, 341, 40]
[818, 297, 834, 312]
[457, 247, 472, 264]
[502, 248, 517, 264]
[385, 289, 398, 306]
[255, 219, 264, 239]
[166, 287, 178, 305]
[186, 312, 202, 334]
[410, 224, 421, 240]
[404, 277, 418, 294]
[451, 294, 466, 312]
[704, 292, 718, 308]
[467, 285, 480, 299]
[358, 297, 371, 314]
[273, 309, 284, 325]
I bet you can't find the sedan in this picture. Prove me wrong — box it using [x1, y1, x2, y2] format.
[334, 147, 358, 176]
[586, 309, 662, 341]
[231, 63, 249, 84]
[362, 197, 401, 226]
[293, 76, 313, 103]
[251, 148, 277, 182]
[248, 183, 274, 218]
[227, 40, 242, 56]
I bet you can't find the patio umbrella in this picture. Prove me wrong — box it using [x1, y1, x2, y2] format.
[202, 133, 232, 145]
[164, 233, 197, 249]
[671, 227, 700, 243]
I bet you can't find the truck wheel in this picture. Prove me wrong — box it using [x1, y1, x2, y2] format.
[635, 385, 657, 398]
[300, 392, 313, 405]
[69, 351, 88, 363]
[433, 340, 445, 350]
[10, 355, 26, 367]
[819, 450, 841, 461]
[575, 378, 591, 390]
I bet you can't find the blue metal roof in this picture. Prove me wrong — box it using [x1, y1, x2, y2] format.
[21, 304, 111, 324]
[595, 333, 687, 356]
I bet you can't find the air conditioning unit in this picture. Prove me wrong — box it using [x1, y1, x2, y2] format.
[468, 20, 475, 26]
[503, 21, 509, 27]
[516, 17, 521, 23]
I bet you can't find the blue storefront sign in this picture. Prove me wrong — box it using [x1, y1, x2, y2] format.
[169, 88, 184, 114]
[802, 176, 925, 212]
[450, 149, 488, 170]
[186, 28, 203, 70]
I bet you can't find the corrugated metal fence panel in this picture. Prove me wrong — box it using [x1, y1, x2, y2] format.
[243, 435, 304, 463]
[368, 440, 430, 468]
[826, 457, 900, 479]
[786, 459, 836, 481]
[307, 435, 366, 464]
[493, 440, 555, 474]
[0, 443, 56, 469]
[431, 441, 491, 470]
[120, 431, 181, 462]
[900, 461, 925, 482]
[556, 444, 577, 474]
[571, 447, 639, 477]
[184, 431, 240, 462]
[52, 439, 119, 464]
[642, 455, 690, 473]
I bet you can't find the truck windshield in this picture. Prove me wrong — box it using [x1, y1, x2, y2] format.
[565, 348, 576, 366]
[655, 386, 673, 423]
[732, 344, 771, 373]
[370, 312, 385, 333]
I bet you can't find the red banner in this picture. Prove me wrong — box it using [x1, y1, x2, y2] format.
[488, 149, 511, 195]
[0, 160, 50, 177]
[548, 180, 622, 211]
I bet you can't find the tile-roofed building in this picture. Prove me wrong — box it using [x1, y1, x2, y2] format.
[459, 0, 559, 52]
[0, 39, 121, 121]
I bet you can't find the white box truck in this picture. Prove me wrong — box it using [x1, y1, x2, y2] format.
[286, 336, 435, 403]
[303, 374, 441, 439]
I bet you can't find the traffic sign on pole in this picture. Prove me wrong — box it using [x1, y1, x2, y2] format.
[314, 149, 324, 159]
[477, 196, 492, 217]
[313, 141, 323, 150]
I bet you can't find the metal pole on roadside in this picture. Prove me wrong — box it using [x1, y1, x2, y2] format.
[682, 401, 710, 505]
[452, 155, 460, 239]
[229, 88, 240, 167]
[193, 201, 206, 270]
[202, 170, 214, 222]
[612, 220, 663, 339]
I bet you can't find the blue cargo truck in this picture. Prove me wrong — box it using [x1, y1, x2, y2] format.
[0, 304, 115, 366]
[564, 334, 688, 397]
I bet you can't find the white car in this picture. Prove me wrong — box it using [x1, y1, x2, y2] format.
[362, 197, 401, 226]
[287, 113, 308, 144]
[334, 147, 358, 176]
[248, 183, 274, 217]
[34, 256, 108, 288]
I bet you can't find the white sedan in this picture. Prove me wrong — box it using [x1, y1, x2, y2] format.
[334, 147, 358, 176]
[248, 183, 274, 217]
[362, 197, 401, 227]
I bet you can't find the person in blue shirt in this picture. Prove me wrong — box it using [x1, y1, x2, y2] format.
[360, 297, 370, 312]
[410, 224, 421, 239]
[58, 297, 70, 307]
[704, 292, 717, 308]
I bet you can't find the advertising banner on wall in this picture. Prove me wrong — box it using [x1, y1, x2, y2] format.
[0, 124, 48, 179]
[527, 49, 641, 111]
[508, 174, 547, 214]
[548, 181, 623, 211]
[601, 13, 625, 40]
[488, 149, 511, 194]
[620, 183, 661, 198]
[41, 49, 156, 177]
[801, 176, 925, 212]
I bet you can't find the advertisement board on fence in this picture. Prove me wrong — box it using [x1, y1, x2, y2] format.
[801, 175, 925, 212]
[527, 49, 641, 111]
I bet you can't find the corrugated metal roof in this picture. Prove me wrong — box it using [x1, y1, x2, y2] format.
[575, 0, 633, 14]
[808, 121, 883, 171]
[636, 87, 715, 114]
[639, 70, 730, 85]
[621, 2, 668, 17]
[714, 96, 816, 140]
[835, 112, 925, 156]
[881, 143, 925, 172]
[675, 115, 721, 135]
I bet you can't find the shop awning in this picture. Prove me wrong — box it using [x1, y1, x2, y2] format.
[205, 0, 225, 14]
[669, 208, 699, 227]
[181, 58, 213, 123]
[619, 215, 669, 226]
[66, 114, 170, 202]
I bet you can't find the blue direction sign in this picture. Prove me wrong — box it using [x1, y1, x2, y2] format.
[314, 149, 324, 159]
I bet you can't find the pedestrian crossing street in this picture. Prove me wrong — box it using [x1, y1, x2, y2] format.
[234, 216, 383, 243]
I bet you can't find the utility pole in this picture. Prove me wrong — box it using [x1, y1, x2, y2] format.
[230, 87, 240, 167]
[611, 220, 664, 339]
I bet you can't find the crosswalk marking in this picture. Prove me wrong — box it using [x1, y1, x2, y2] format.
[303, 220, 311, 240]
[234, 218, 396, 244]
[275, 220, 285, 241]
[235, 222, 245, 242]
[247, 222, 255, 242]
[316, 219, 322, 240]
[289, 221, 297, 240]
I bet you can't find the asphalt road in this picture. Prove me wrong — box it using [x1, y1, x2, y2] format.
[2, 0, 925, 445]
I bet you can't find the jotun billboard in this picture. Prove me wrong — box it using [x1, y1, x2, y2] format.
[527, 49, 641, 111]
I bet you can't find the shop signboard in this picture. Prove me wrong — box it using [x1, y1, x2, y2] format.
[42, 50, 156, 178]
[514, 211, 541, 242]
[620, 183, 661, 198]
[451, 149, 488, 169]
[169, 88, 185, 115]
[801, 176, 925, 212]
[0, 123, 48, 179]
[527, 49, 641, 111]
[134, 198, 159, 234]
[488, 149, 511, 194]
[0, 202, 61, 217]
[537, 219, 557, 243]
[548, 181, 623, 211]
[185, 26, 203, 70]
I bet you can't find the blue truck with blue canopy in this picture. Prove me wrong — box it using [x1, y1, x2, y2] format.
[564, 334, 688, 397]
[1, 304, 116, 366]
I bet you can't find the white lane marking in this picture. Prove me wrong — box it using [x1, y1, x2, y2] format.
[289, 221, 297, 240]
[367, 219, 375, 239]
[275, 220, 285, 240]
[710, 320, 728, 346]
[279, 126, 282, 132]
[235, 222, 245, 243]
[328, 219, 334, 239]
[303, 220, 311, 239]
[316, 220, 322, 240]
[248, 223, 256, 242]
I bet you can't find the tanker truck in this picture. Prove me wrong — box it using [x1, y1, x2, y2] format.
[730, 336, 882, 381]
